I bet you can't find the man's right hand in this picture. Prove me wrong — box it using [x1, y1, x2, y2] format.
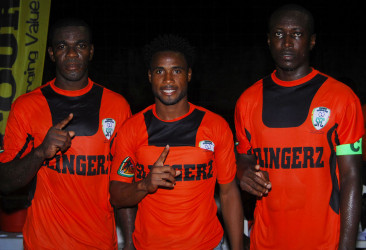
[35, 113, 75, 160]
[237, 154, 271, 197]
[141, 145, 181, 194]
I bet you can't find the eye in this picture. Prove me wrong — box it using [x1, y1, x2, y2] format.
[293, 32, 302, 38]
[274, 31, 283, 38]
[173, 69, 182, 74]
[78, 43, 88, 49]
[155, 69, 163, 74]
[56, 44, 65, 50]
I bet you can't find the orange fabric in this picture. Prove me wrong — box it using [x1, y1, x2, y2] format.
[235, 69, 364, 249]
[111, 103, 236, 249]
[1, 79, 131, 249]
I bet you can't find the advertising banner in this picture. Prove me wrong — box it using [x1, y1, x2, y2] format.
[0, 0, 51, 147]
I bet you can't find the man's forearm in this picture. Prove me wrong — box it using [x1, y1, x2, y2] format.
[109, 180, 149, 208]
[339, 176, 362, 250]
[116, 207, 136, 250]
[0, 147, 45, 194]
[220, 181, 244, 250]
[338, 155, 362, 250]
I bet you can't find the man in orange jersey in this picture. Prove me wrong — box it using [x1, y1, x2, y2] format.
[109, 34, 244, 249]
[0, 18, 134, 249]
[235, 4, 364, 249]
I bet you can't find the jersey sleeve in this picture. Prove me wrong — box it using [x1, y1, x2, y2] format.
[1, 98, 33, 162]
[213, 117, 237, 184]
[110, 118, 137, 183]
[336, 94, 364, 146]
[234, 93, 253, 155]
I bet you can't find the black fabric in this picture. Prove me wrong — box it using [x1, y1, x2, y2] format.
[244, 128, 253, 155]
[41, 84, 103, 136]
[327, 124, 340, 214]
[262, 74, 327, 128]
[144, 108, 205, 147]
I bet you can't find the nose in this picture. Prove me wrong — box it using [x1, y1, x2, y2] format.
[283, 34, 293, 48]
[66, 46, 78, 58]
[163, 71, 174, 83]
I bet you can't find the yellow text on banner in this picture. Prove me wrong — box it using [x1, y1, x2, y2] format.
[0, 0, 51, 146]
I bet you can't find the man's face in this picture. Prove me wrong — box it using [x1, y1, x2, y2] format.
[148, 51, 192, 106]
[267, 10, 316, 72]
[48, 26, 94, 82]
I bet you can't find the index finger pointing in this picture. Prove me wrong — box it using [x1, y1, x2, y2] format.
[54, 113, 73, 130]
[154, 145, 170, 166]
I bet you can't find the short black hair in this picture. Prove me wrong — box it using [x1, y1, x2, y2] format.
[269, 4, 315, 34]
[143, 34, 196, 69]
[48, 18, 92, 46]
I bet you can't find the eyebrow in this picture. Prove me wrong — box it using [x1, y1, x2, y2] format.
[54, 39, 90, 45]
[152, 66, 185, 70]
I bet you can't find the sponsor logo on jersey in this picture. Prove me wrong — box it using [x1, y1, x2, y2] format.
[102, 118, 116, 140]
[117, 157, 135, 177]
[312, 107, 331, 130]
[199, 140, 215, 152]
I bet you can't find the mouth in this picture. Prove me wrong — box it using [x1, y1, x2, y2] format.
[161, 87, 177, 96]
[280, 52, 295, 60]
[65, 61, 81, 70]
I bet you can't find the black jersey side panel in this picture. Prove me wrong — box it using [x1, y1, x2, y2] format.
[327, 124, 340, 214]
[41, 84, 103, 136]
[262, 74, 327, 128]
[144, 109, 205, 147]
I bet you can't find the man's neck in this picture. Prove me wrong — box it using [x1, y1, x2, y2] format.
[275, 65, 312, 81]
[155, 100, 190, 121]
[54, 76, 89, 91]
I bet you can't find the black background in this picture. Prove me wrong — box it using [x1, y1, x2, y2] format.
[43, 0, 366, 129]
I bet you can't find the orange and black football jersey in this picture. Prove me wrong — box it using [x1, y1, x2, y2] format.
[111, 103, 236, 249]
[0, 78, 131, 249]
[235, 69, 364, 249]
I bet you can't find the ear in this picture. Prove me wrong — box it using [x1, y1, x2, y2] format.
[309, 34, 316, 51]
[48, 47, 55, 62]
[267, 33, 271, 47]
[89, 44, 94, 61]
[188, 68, 192, 82]
[148, 70, 152, 83]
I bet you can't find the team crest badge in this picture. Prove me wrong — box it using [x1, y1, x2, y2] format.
[102, 118, 116, 140]
[199, 140, 215, 152]
[117, 157, 135, 177]
[312, 107, 331, 130]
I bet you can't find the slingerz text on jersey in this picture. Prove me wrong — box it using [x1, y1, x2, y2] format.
[43, 154, 109, 175]
[135, 160, 214, 181]
[254, 146, 324, 169]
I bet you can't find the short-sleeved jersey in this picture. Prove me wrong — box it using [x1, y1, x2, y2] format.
[110, 103, 236, 250]
[0, 78, 131, 249]
[235, 69, 364, 250]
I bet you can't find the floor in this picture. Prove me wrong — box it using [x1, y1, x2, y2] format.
[0, 231, 23, 250]
[0, 229, 363, 249]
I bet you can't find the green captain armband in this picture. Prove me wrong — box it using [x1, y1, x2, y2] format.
[336, 138, 362, 156]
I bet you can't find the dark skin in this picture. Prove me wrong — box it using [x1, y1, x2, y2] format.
[0, 26, 92, 193]
[0, 26, 92, 192]
[110, 51, 244, 249]
[116, 207, 137, 250]
[0, 25, 135, 249]
[0, 114, 74, 194]
[110, 51, 189, 206]
[237, 8, 362, 250]
[150, 51, 191, 120]
[48, 26, 93, 90]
